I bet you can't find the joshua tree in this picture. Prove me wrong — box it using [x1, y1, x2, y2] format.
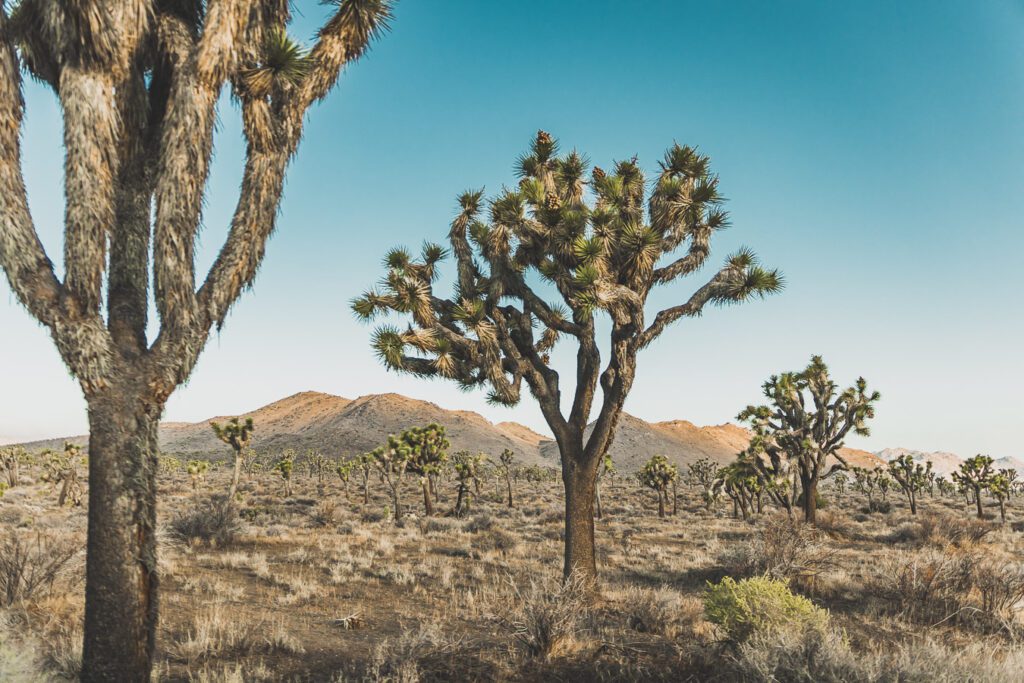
[211, 417, 254, 500]
[935, 476, 956, 498]
[988, 473, 1011, 523]
[887, 455, 931, 515]
[40, 443, 85, 507]
[274, 453, 294, 498]
[715, 459, 762, 519]
[952, 455, 995, 519]
[832, 472, 848, 498]
[498, 449, 517, 508]
[353, 132, 781, 583]
[355, 452, 374, 506]
[0, 2, 393, 676]
[452, 450, 486, 517]
[306, 451, 331, 487]
[738, 443, 798, 519]
[371, 438, 412, 522]
[998, 469, 1018, 500]
[594, 453, 616, 520]
[0, 446, 24, 488]
[638, 455, 678, 518]
[851, 467, 880, 509]
[336, 458, 353, 503]
[390, 424, 449, 516]
[738, 356, 879, 524]
[877, 473, 892, 502]
[186, 459, 209, 491]
[686, 457, 721, 511]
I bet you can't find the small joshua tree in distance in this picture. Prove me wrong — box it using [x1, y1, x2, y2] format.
[887, 454, 931, 515]
[353, 131, 781, 584]
[499, 449, 517, 508]
[953, 455, 995, 519]
[988, 472, 1011, 523]
[275, 453, 295, 498]
[686, 457, 720, 511]
[638, 455, 678, 518]
[738, 356, 879, 524]
[452, 451, 486, 517]
[186, 460, 209, 492]
[397, 424, 449, 516]
[211, 417, 254, 500]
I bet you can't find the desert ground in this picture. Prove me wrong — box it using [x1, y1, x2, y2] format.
[2, 451, 1024, 682]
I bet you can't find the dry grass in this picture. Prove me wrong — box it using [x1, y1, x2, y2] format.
[0, 465, 1023, 680]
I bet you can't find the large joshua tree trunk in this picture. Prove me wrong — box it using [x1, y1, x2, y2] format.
[562, 452, 599, 582]
[83, 383, 163, 681]
[801, 470, 818, 525]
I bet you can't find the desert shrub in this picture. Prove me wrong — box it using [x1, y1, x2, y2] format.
[859, 500, 891, 514]
[420, 517, 457, 535]
[703, 576, 829, 643]
[465, 513, 494, 533]
[720, 515, 834, 583]
[310, 500, 338, 527]
[721, 627, 1024, 683]
[917, 512, 993, 548]
[507, 571, 591, 660]
[970, 560, 1024, 630]
[471, 529, 518, 554]
[873, 547, 974, 622]
[364, 624, 493, 683]
[361, 509, 388, 524]
[722, 623, 868, 682]
[0, 614, 45, 682]
[0, 531, 81, 607]
[621, 586, 701, 639]
[169, 496, 242, 546]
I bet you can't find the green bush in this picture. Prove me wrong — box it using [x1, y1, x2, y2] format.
[704, 576, 829, 643]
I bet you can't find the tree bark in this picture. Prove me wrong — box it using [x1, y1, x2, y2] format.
[657, 489, 666, 518]
[562, 456, 598, 584]
[975, 486, 984, 518]
[82, 386, 162, 682]
[421, 478, 434, 516]
[801, 472, 818, 525]
[595, 483, 603, 520]
[505, 474, 514, 508]
[228, 450, 243, 500]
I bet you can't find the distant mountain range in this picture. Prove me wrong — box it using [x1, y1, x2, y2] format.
[8, 390, 882, 472]
[875, 447, 1024, 477]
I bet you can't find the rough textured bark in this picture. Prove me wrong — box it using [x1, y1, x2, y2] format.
[562, 455, 598, 583]
[82, 382, 162, 682]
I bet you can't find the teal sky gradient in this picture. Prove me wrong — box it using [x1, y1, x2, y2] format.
[2, 1, 1023, 457]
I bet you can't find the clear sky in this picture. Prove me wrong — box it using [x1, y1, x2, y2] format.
[2, 1, 1022, 457]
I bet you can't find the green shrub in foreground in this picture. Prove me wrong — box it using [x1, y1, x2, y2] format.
[704, 576, 829, 643]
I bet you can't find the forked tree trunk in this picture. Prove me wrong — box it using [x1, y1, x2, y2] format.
[562, 454, 598, 585]
[82, 386, 162, 682]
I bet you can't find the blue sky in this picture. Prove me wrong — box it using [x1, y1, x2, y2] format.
[2, 1, 1022, 457]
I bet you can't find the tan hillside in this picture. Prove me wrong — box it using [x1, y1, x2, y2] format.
[537, 413, 882, 472]
[14, 390, 882, 471]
